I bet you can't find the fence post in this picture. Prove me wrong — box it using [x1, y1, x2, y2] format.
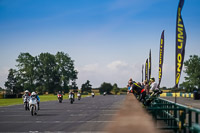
[174, 104, 178, 132]
[195, 112, 199, 124]
[188, 110, 192, 133]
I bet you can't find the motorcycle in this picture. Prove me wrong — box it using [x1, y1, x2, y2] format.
[77, 93, 81, 100]
[57, 94, 63, 103]
[91, 92, 95, 98]
[23, 95, 30, 111]
[69, 93, 74, 104]
[29, 97, 38, 116]
[103, 92, 106, 96]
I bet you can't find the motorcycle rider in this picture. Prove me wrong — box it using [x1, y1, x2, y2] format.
[31, 92, 40, 110]
[77, 92, 81, 100]
[22, 90, 31, 98]
[69, 91, 75, 101]
[22, 90, 30, 110]
[57, 91, 63, 99]
[58, 91, 62, 94]
[91, 91, 95, 97]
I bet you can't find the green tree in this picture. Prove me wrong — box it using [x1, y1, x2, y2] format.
[69, 80, 78, 92]
[5, 52, 78, 94]
[99, 82, 112, 94]
[120, 87, 128, 92]
[179, 81, 195, 92]
[4, 69, 23, 94]
[36, 52, 57, 93]
[55, 52, 78, 92]
[81, 80, 92, 93]
[112, 83, 120, 95]
[183, 55, 200, 91]
[16, 53, 36, 91]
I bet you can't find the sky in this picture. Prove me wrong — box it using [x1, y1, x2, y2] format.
[0, 0, 200, 88]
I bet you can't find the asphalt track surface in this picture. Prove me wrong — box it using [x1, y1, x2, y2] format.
[162, 97, 200, 109]
[0, 95, 126, 133]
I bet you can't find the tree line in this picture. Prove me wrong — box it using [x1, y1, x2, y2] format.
[81, 81, 122, 94]
[179, 55, 200, 92]
[5, 52, 78, 94]
[4, 51, 122, 95]
[4, 52, 199, 94]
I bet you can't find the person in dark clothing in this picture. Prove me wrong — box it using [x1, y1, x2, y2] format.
[131, 82, 142, 98]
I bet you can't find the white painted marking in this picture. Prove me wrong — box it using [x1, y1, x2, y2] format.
[29, 131, 39, 133]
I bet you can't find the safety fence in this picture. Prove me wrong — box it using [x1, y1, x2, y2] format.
[146, 97, 200, 133]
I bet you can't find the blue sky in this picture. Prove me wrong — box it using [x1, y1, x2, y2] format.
[0, 0, 200, 88]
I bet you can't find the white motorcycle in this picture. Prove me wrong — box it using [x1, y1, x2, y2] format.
[91, 92, 95, 98]
[77, 93, 81, 100]
[23, 95, 30, 111]
[29, 97, 38, 116]
[69, 93, 74, 104]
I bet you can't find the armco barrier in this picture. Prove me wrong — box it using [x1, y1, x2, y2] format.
[147, 97, 200, 133]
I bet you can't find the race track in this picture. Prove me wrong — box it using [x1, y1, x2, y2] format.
[162, 97, 200, 109]
[0, 95, 126, 133]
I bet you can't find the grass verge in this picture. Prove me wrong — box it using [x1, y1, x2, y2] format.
[0, 94, 91, 107]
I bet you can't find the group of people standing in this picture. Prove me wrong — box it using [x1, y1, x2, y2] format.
[127, 77, 161, 104]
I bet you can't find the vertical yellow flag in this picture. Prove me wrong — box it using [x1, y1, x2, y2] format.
[175, 0, 186, 88]
[158, 30, 164, 88]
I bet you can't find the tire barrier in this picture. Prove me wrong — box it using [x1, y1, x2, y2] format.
[160, 93, 194, 98]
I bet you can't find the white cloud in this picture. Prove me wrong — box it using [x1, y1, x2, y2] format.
[76, 60, 136, 88]
[107, 60, 128, 70]
[81, 63, 99, 72]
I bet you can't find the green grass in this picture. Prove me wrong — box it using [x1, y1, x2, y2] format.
[0, 98, 23, 106]
[0, 94, 91, 107]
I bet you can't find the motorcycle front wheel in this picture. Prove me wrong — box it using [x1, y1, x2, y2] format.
[59, 99, 62, 103]
[31, 106, 34, 116]
[70, 99, 73, 104]
[25, 103, 28, 110]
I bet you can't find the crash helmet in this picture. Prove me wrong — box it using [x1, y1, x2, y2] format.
[25, 90, 29, 93]
[31, 92, 36, 97]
